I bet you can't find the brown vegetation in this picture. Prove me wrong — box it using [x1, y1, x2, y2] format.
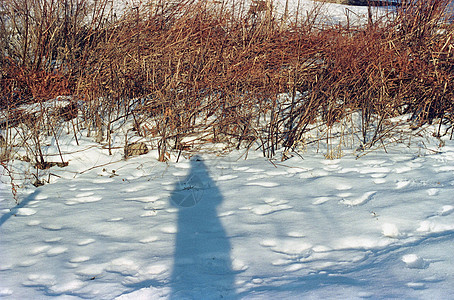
[1, 0, 453, 166]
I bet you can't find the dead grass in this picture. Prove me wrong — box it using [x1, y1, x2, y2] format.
[1, 0, 454, 165]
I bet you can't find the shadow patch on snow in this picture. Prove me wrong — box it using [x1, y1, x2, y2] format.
[236, 272, 365, 299]
[169, 155, 236, 299]
[122, 278, 164, 291]
[0, 190, 40, 227]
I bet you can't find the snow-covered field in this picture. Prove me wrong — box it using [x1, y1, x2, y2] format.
[1, 127, 454, 299]
[113, 0, 389, 26]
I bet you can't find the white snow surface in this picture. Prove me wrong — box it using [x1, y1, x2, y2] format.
[1, 132, 454, 299]
[109, 0, 390, 27]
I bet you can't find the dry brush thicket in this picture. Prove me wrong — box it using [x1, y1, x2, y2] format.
[1, 0, 454, 168]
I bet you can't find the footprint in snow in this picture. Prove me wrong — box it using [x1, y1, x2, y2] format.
[75, 263, 105, 277]
[260, 239, 277, 247]
[249, 204, 293, 215]
[406, 282, 426, 290]
[359, 166, 391, 174]
[41, 223, 63, 231]
[0, 264, 13, 271]
[335, 183, 352, 191]
[144, 200, 166, 210]
[124, 196, 159, 203]
[77, 238, 95, 246]
[45, 237, 62, 243]
[160, 225, 177, 234]
[382, 223, 400, 238]
[251, 278, 264, 284]
[65, 195, 102, 205]
[141, 210, 158, 217]
[340, 191, 376, 206]
[172, 171, 188, 177]
[323, 164, 341, 172]
[232, 259, 248, 271]
[23, 273, 56, 287]
[285, 264, 305, 272]
[338, 167, 359, 174]
[216, 174, 238, 181]
[427, 188, 439, 196]
[396, 180, 410, 189]
[92, 178, 114, 184]
[80, 187, 104, 191]
[34, 193, 48, 200]
[30, 245, 51, 255]
[322, 159, 340, 165]
[124, 185, 145, 193]
[106, 257, 139, 276]
[302, 169, 329, 177]
[394, 166, 412, 174]
[27, 220, 41, 226]
[244, 181, 280, 188]
[438, 165, 454, 172]
[219, 210, 235, 217]
[244, 168, 265, 173]
[242, 199, 293, 216]
[265, 170, 288, 176]
[270, 240, 313, 256]
[70, 256, 91, 263]
[46, 246, 68, 256]
[139, 236, 159, 243]
[175, 162, 191, 169]
[287, 231, 305, 238]
[141, 264, 168, 276]
[246, 174, 270, 181]
[439, 205, 454, 216]
[402, 254, 428, 269]
[338, 192, 353, 198]
[118, 265, 168, 286]
[49, 280, 85, 294]
[17, 259, 38, 267]
[312, 196, 333, 205]
[261, 238, 312, 261]
[14, 208, 37, 216]
[232, 166, 249, 171]
[0, 288, 13, 296]
[371, 173, 387, 184]
[76, 191, 94, 197]
[371, 173, 387, 178]
[272, 258, 291, 266]
[373, 178, 387, 184]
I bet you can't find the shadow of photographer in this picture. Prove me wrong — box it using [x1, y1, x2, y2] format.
[169, 155, 236, 299]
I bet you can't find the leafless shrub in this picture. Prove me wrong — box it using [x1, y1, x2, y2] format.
[1, 0, 453, 166]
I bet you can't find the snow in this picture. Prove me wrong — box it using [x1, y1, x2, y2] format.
[1, 129, 454, 299]
[106, 0, 391, 28]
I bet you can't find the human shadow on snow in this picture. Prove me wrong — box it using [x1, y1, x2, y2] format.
[169, 155, 236, 299]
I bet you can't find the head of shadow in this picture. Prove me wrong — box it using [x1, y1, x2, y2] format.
[170, 155, 213, 208]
